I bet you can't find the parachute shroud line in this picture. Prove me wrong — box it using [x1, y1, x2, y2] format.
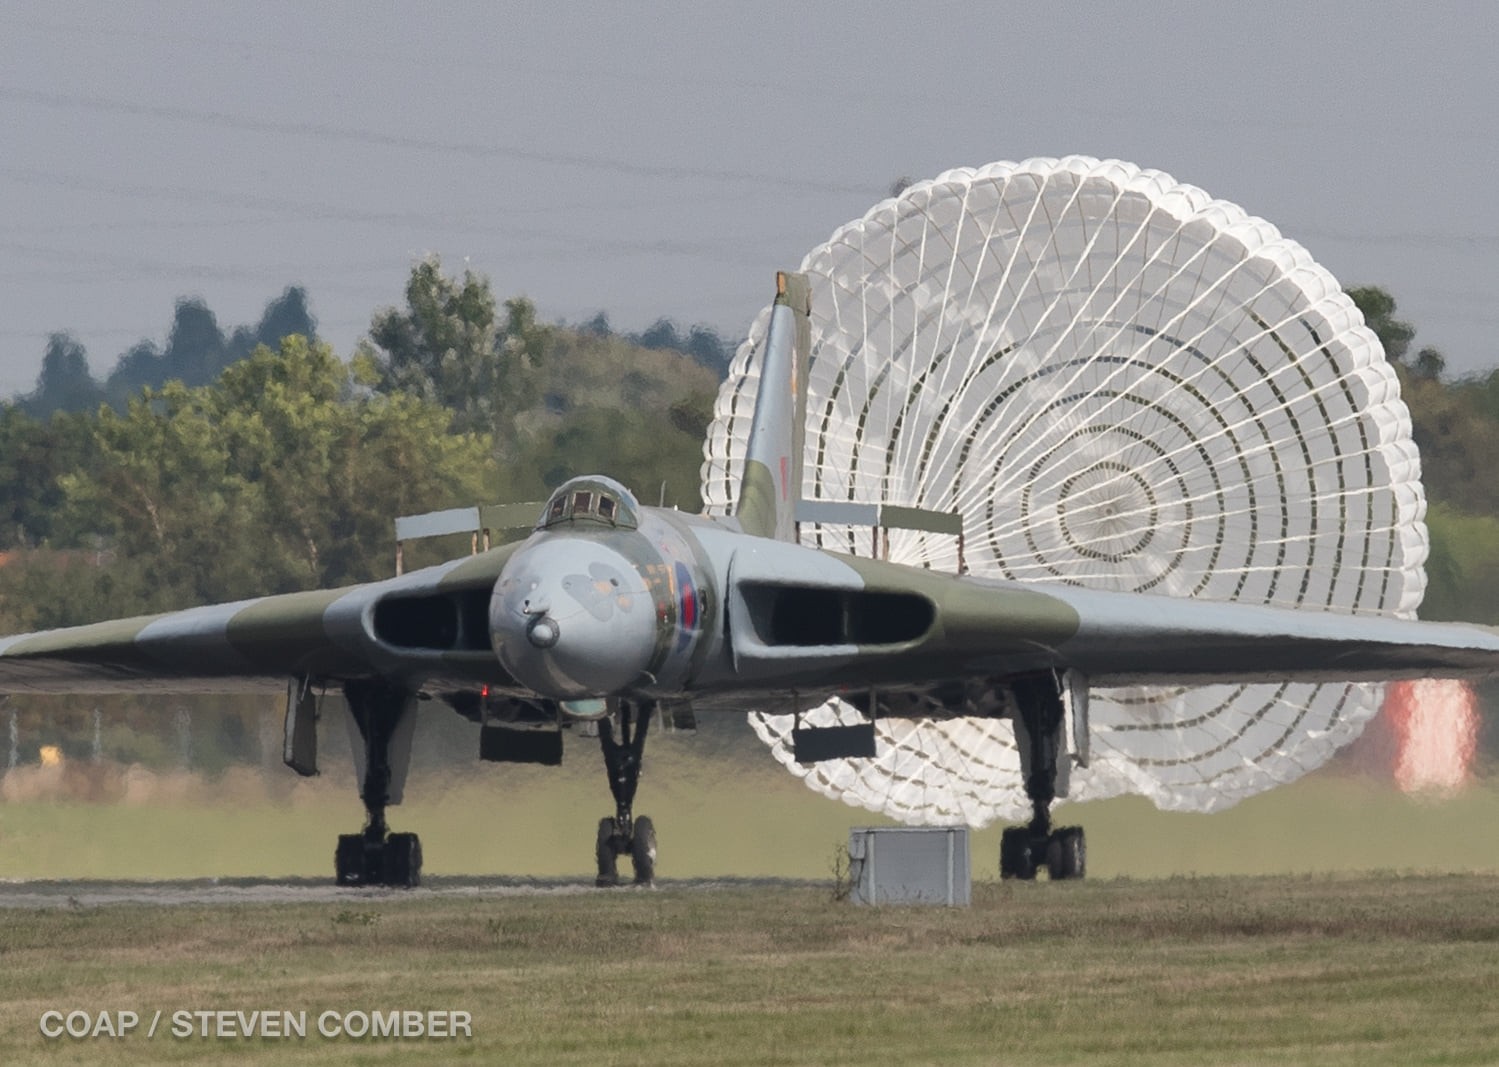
[702, 156, 1427, 826]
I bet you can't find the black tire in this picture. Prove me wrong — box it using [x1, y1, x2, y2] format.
[1046, 827, 1086, 881]
[384, 832, 423, 889]
[595, 817, 620, 887]
[1000, 826, 1036, 880]
[1068, 827, 1087, 879]
[630, 815, 657, 886]
[335, 834, 367, 887]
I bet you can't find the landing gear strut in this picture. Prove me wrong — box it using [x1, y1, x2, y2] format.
[335, 679, 423, 888]
[595, 700, 656, 887]
[1000, 671, 1085, 881]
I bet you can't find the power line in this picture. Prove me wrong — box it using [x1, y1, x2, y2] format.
[0, 166, 788, 258]
[1296, 227, 1499, 251]
[0, 84, 877, 197]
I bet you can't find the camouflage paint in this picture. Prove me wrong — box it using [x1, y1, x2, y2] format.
[734, 460, 781, 544]
[735, 273, 810, 542]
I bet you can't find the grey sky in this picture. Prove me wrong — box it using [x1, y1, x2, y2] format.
[2, 2, 1495, 398]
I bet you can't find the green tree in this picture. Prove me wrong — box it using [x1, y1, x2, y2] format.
[1348, 285, 1416, 365]
[1412, 345, 1446, 381]
[161, 298, 227, 386]
[58, 336, 500, 611]
[59, 377, 260, 605]
[1419, 503, 1499, 624]
[363, 258, 490, 426]
[359, 256, 553, 440]
[0, 405, 95, 547]
[214, 335, 502, 587]
[1399, 367, 1499, 514]
[626, 318, 734, 372]
[99, 290, 317, 408]
[516, 404, 710, 512]
[23, 334, 104, 417]
[0, 550, 164, 631]
[225, 286, 318, 364]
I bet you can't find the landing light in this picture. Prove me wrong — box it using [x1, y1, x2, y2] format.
[527, 616, 561, 649]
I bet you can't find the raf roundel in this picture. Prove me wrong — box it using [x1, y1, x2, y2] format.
[674, 560, 700, 651]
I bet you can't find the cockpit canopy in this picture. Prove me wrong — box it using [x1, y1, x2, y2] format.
[537, 475, 641, 531]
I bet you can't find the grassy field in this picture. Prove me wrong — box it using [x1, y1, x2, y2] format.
[5, 721, 1499, 1064]
[2, 736, 1497, 882]
[3, 873, 1499, 1065]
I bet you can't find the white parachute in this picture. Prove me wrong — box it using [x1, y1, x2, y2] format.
[700, 156, 1426, 826]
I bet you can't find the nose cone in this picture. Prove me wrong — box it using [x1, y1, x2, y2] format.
[491, 537, 657, 699]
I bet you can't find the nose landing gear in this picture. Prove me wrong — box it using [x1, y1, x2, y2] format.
[594, 700, 657, 886]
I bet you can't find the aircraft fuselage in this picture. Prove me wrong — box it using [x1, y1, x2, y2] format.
[491, 486, 723, 701]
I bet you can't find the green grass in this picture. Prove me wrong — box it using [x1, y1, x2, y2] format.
[4, 733, 1499, 1064]
[2, 740, 1497, 881]
[3, 874, 1499, 1065]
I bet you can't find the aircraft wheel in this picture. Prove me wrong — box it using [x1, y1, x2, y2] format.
[1000, 826, 1036, 880]
[595, 818, 621, 887]
[630, 815, 657, 886]
[335, 834, 367, 886]
[1046, 827, 1086, 881]
[384, 832, 423, 889]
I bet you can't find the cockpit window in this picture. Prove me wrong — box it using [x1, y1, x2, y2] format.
[538, 476, 641, 531]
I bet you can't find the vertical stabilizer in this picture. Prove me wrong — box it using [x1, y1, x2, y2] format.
[736, 271, 811, 541]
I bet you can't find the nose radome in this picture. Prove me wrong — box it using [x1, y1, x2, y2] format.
[491, 538, 656, 700]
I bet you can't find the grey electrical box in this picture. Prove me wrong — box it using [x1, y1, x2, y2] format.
[847, 826, 970, 906]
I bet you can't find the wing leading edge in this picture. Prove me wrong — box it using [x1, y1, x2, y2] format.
[2, 530, 1498, 698]
[712, 545, 1499, 695]
[1044, 582, 1499, 685]
[0, 546, 522, 694]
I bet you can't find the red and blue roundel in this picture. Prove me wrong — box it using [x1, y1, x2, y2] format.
[674, 560, 700, 651]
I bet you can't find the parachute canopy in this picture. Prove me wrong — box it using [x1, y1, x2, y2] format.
[702, 156, 1426, 825]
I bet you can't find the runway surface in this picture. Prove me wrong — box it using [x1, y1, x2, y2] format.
[0, 874, 820, 909]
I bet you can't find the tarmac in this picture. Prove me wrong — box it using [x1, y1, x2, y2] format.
[0, 874, 818, 909]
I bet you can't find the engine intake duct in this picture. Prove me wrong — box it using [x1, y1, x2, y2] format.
[739, 583, 934, 647]
[373, 590, 492, 651]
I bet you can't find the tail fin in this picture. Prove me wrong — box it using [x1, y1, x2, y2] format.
[736, 271, 811, 541]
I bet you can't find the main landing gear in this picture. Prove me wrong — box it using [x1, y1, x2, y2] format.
[594, 700, 657, 887]
[335, 679, 423, 888]
[1000, 672, 1086, 881]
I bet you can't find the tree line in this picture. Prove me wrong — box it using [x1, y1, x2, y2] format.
[1, 265, 1496, 766]
[1347, 287, 1499, 624]
[0, 257, 722, 634]
[6, 271, 1499, 628]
